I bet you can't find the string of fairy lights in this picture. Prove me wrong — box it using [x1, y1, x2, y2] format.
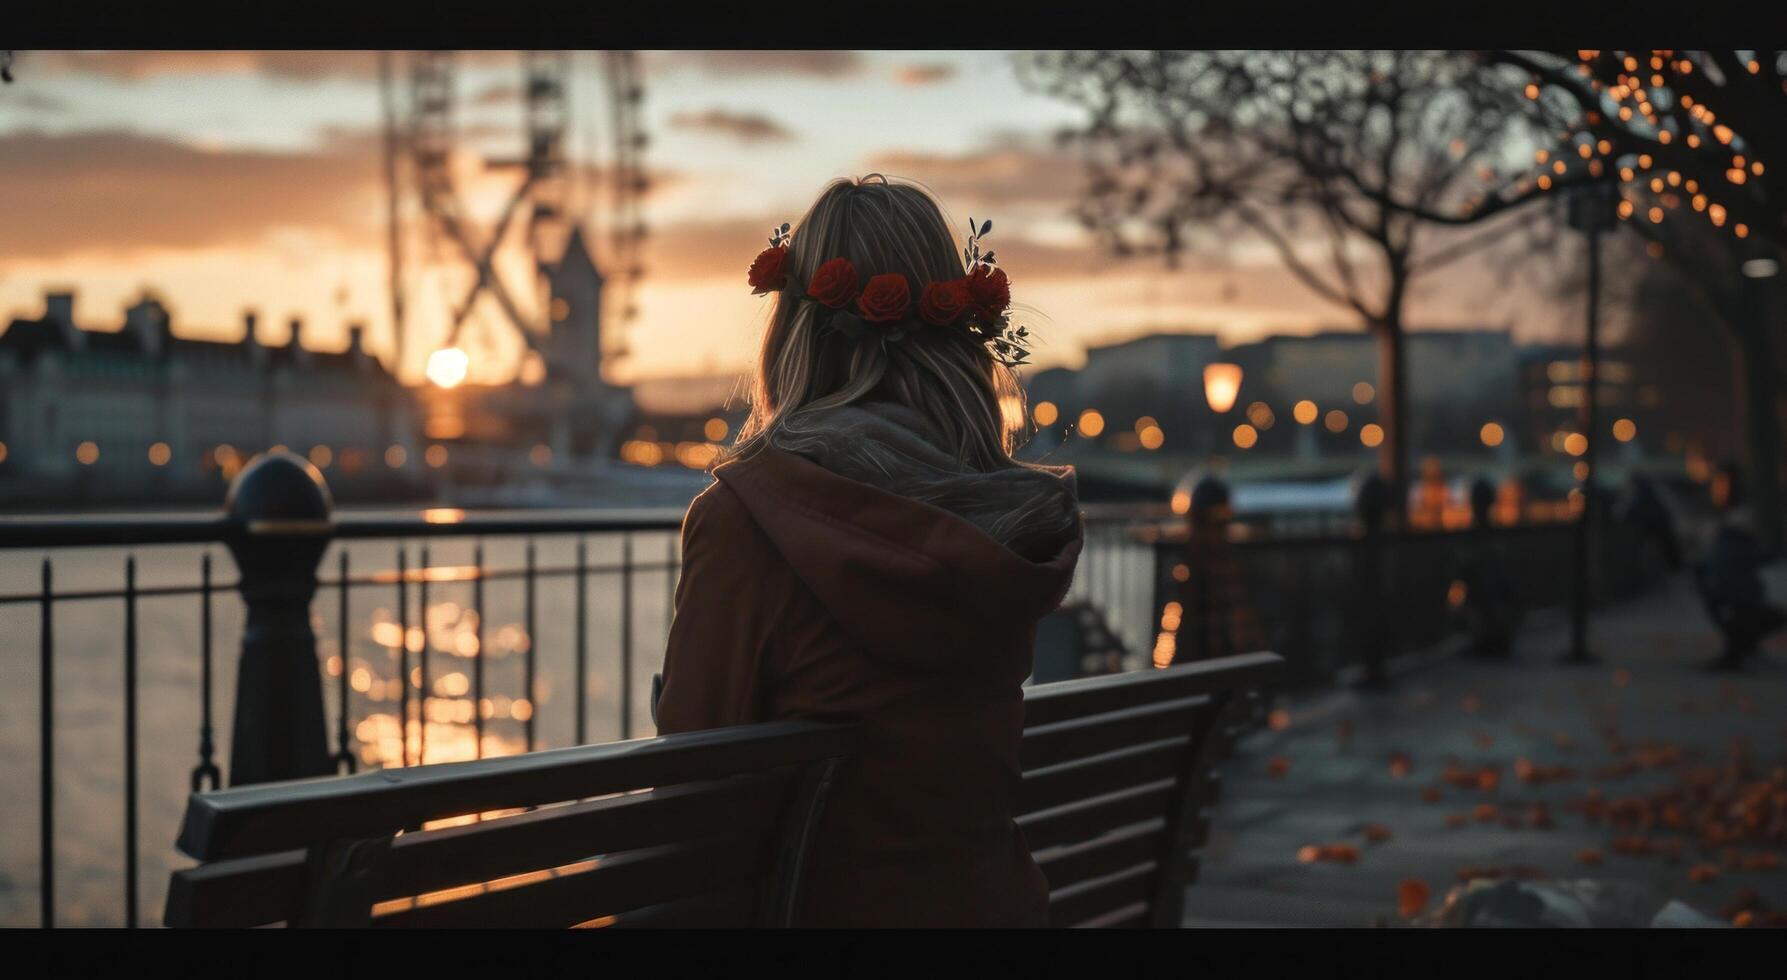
[1513, 50, 1777, 253]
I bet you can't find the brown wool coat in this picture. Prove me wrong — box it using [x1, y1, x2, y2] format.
[654, 446, 1083, 928]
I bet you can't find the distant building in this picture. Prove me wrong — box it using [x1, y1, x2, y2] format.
[1516, 342, 1663, 462]
[0, 290, 419, 505]
[1024, 326, 1530, 460]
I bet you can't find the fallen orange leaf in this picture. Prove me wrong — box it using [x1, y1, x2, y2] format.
[1364, 823, 1392, 843]
[1267, 757, 1291, 777]
[1688, 864, 1721, 884]
[1576, 849, 1604, 865]
[1397, 879, 1431, 919]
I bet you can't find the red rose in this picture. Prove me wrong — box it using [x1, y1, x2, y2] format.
[919, 279, 970, 325]
[747, 245, 788, 295]
[806, 257, 858, 308]
[856, 273, 912, 323]
[964, 265, 1011, 320]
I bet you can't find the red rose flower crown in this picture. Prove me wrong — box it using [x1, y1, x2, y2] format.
[746, 217, 1033, 367]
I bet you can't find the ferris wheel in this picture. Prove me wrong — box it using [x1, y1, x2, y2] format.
[376, 50, 650, 388]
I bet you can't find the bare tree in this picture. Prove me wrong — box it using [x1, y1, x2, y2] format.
[1024, 51, 1557, 509]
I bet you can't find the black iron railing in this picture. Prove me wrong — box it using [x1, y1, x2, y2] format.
[0, 455, 1670, 929]
[0, 455, 693, 928]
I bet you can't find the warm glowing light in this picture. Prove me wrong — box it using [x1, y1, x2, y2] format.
[1139, 425, 1164, 450]
[309, 445, 333, 468]
[1359, 424, 1384, 448]
[148, 442, 171, 466]
[1293, 400, 1318, 425]
[75, 441, 99, 465]
[1612, 418, 1637, 442]
[1203, 363, 1243, 413]
[1232, 424, 1258, 449]
[518, 352, 546, 387]
[1574, 461, 1591, 482]
[1480, 422, 1505, 448]
[1245, 402, 1275, 429]
[530, 444, 553, 467]
[1077, 409, 1105, 438]
[675, 442, 720, 469]
[550, 297, 570, 321]
[1032, 401, 1058, 427]
[704, 417, 730, 441]
[621, 440, 664, 466]
[422, 507, 466, 525]
[1170, 490, 1190, 516]
[1351, 382, 1375, 405]
[1324, 409, 1348, 433]
[0, 442, 8, 464]
[425, 445, 449, 468]
[426, 347, 470, 388]
[385, 445, 407, 468]
[1564, 433, 1589, 457]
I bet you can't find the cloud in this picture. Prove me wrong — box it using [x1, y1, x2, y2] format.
[862, 143, 1088, 209]
[0, 128, 383, 261]
[893, 63, 957, 86]
[667, 109, 795, 144]
[649, 51, 864, 79]
[21, 50, 513, 83]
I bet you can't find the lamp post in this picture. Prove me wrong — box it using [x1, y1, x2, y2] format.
[1738, 254, 1782, 551]
[1561, 180, 1618, 666]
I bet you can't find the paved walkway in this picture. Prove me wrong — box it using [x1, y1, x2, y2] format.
[1183, 568, 1787, 927]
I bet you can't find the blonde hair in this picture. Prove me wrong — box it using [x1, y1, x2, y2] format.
[722, 174, 1030, 470]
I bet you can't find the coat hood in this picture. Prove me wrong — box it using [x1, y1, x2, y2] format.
[713, 447, 1083, 675]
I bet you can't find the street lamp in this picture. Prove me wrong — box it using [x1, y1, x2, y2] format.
[1203, 363, 1242, 413]
[1560, 180, 1618, 666]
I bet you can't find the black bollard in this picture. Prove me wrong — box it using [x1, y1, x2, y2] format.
[224, 451, 336, 786]
[1185, 474, 1231, 661]
[1352, 471, 1392, 688]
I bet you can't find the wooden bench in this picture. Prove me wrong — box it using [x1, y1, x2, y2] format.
[166, 650, 1280, 928]
[1019, 651, 1282, 927]
[163, 720, 857, 927]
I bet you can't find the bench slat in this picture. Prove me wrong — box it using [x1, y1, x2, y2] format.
[1048, 861, 1158, 928]
[596, 880, 761, 929]
[1018, 738, 1187, 816]
[1022, 651, 1281, 726]
[373, 834, 773, 929]
[1020, 695, 1210, 771]
[165, 773, 796, 928]
[1017, 778, 1176, 851]
[178, 720, 854, 860]
[1033, 818, 1166, 891]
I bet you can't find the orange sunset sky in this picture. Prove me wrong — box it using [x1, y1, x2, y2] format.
[0, 50, 1575, 390]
